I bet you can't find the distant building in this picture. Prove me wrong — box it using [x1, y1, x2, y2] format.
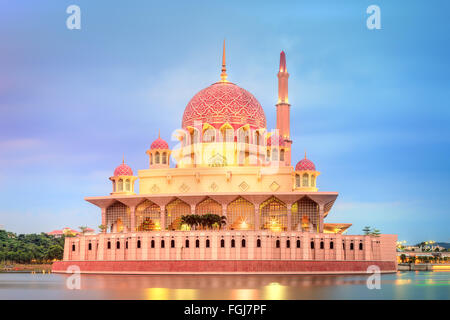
[47, 227, 96, 238]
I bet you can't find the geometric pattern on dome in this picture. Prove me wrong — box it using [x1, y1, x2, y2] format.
[113, 163, 133, 176]
[182, 82, 267, 130]
[295, 158, 316, 171]
[267, 134, 284, 147]
[150, 137, 169, 150]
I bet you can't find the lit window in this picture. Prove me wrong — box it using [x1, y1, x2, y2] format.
[302, 174, 309, 187]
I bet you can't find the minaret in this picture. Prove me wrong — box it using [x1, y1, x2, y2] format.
[276, 51, 292, 166]
[220, 39, 228, 82]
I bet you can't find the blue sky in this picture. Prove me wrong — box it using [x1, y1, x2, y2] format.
[0, 1, 449, 244]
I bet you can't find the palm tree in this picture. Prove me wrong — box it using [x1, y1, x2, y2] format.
[79, 226, 88, 235]
[98, 225, 107, 233]
[363, 226, 371, 235]
[219, 215, 227, 229]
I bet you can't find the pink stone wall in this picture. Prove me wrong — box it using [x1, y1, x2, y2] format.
[52, 260, 397, 274]
[60, 231, 397, 270]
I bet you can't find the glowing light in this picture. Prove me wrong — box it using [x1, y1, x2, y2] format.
[263, 282, 286, 300]
[269, 218, 281, 232]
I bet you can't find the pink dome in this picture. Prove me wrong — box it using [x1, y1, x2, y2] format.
[182, 82, 266, 130]
[114, 162, 133, 176]
[295, 157, 316, 171]
[267, 134, 284, 147]
[150, 137, 169, 150]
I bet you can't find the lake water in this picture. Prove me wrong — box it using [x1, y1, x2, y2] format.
[0, 271, 448, 300]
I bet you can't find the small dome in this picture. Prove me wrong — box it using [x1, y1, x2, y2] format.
[295, 155, 316, 171]
[114, 162, 133, 176]
[150, 137, 169, 150]
[267, 134, 284, 147]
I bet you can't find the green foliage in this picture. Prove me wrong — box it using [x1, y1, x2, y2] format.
[362, 226, 381, 237]
[180, 214, 227, 230]
[362, 226, 371, 235]
[0, 230, 65, 264]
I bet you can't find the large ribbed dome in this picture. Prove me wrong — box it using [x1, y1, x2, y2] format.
[182, 82, 266, 130]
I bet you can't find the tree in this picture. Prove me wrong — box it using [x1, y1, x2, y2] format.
[79, 226, 88, 235]
[98, 225, 107, 233]
[400, 254, 407, 263]
[370, 228, 381, 237]
[362, 226, 371, 235]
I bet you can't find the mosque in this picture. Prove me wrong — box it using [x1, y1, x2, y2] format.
[52, 43, 397, 274]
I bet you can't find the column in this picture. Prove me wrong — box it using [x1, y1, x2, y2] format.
[97, 233, 105, 261]
[221, 203, 228, 230]
[130, 206, 136, 232]
[190, 204, 196, 215]
[286, 203, 292, 231]
[212, 233, 218, 260]
[318, 204, 324, 233]
[254, 204, 260, 231]
[101, 207, 107, 233]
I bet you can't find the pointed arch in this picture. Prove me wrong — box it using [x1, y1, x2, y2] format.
[196, 197, 222, 216]
[259, 197, 287, 231]
[165, 198, 190, 230]
[135, 200, 161, 231]
[227, 197, 254, 230]
[291, 196, 319, 232]
[106, 202, 130, 233]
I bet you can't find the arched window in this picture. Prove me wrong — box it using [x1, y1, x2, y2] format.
[260, 197, 288, 231]
[350, 243, 354, 250]
[190, 129, 199, 145]
[196, 198, 222, 216]
[310, 241, 315, 249]
[151, 240, 155, 248]
[241, 239, 246, 248]
[227, 197, 255, 230]
[280, 149, 285, 161]
[272, 148, 279, 161]
[112, 180, 116, 192]
[126, 241, 128, 249]
[171, 240, 175, 248]
[302, 173, 309, 187]
[125, 179, 130, 191]
[359, 243, 363, 250]
[231, 239, 235, 248]
[107, 241, 111, 249]
[161, 240, 165, 248]
[195, 239, 200, 248]
[72, 244, 76, 251]
[286, 240, 290, 248]
[266, 149, 271, 161]
[255, 131, 261, 145]
[106, 202, 130, 233]
[296, 240, 301, 248]
[155, 152, 160, 164]
[330, 241, 334, 249]
[220, 127, 234, 143]
[137, 240, 141, 249]
[136, 200, 161, 232]
[220, 239, 225, 248]
[295, 174, 300, 188]
[203, 128, 215, 143]
[162, 152, 167, 164]
[257, 239, 261, 248]
[291, 197, 319, 233]
[206, 239, 210, 248]
[276, 240, 280, 248]
[150, 153, 153, 165]
[118, 179, 123, 192]
[311, 175, 316, 187]
[88, 243, 92, 251]
[116, 241, 120, 249]
[166, 199, 190, 230]
[185, 239, 189, 248]
[320, 241, 324, 249]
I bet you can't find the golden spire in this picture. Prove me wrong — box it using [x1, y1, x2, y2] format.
[220, 39, 228, 82]
[123, 153, 125, 164]
[158, 129, 161, 139]
[304, 150, 307, 159]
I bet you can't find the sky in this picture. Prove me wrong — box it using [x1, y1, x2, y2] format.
[0, 0, 449, 244]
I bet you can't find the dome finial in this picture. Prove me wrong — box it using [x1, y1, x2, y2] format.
[123, 153, 125, 164]
[304, 150, 307, 159]
[220, 39, 228, 82]
[158, 129, 160, 138]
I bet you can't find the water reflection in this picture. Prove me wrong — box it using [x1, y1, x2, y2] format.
[0, 272, 448, 300]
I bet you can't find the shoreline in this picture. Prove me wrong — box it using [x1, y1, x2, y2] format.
[0, 263, 53, 273]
